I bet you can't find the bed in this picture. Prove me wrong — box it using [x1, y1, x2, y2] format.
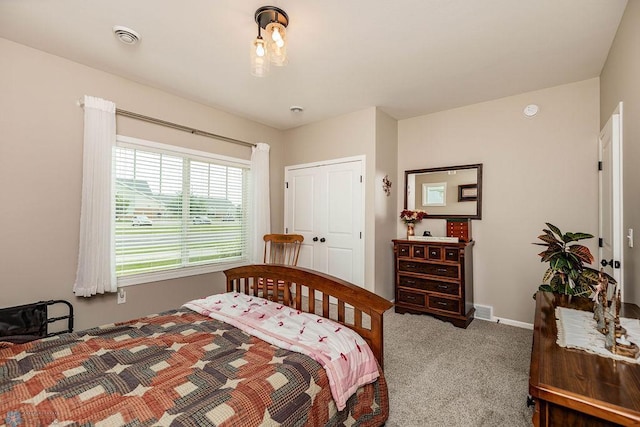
[0, 264, 392, 426]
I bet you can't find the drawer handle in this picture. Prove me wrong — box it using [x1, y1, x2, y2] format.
[405, 295, 417, 300]
[436, 268, 448, 273]
[437, 301, 448, 306]
[431, 251, 437, 255]
[406, 264, 416, 268]
[406, 280, 416, 284]
[437, 285, 449, 290]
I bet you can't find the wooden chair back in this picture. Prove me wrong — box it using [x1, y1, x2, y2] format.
[263, 234, 304, 266]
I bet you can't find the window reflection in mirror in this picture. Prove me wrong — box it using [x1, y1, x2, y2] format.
[422, 182, 447, 206]
[405, 164, 482, 219]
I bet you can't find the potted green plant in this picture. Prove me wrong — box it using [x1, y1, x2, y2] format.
[534, 223, 615, 297]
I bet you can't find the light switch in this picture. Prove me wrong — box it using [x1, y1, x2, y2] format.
[628, 228, 634, 248]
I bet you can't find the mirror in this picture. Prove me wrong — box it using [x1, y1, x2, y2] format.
[404, 163, 483, 219]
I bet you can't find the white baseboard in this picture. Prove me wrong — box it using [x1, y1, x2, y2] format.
[392, 301, 533, 329]
[476, 315, 533, 330]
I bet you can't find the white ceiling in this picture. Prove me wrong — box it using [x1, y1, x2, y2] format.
[0, 0, 627, 130]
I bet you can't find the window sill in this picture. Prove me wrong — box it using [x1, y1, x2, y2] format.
[116, 260, 249, 288]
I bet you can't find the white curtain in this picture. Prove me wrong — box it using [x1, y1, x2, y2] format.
[250, 143, 271, 263]
[73, 95, 117, 296]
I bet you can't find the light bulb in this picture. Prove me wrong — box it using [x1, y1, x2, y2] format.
[251, 37, 269, 77]
[271, 26, 282, 42]
[275, 38, 284, 48]
[254, 37, 267, 57]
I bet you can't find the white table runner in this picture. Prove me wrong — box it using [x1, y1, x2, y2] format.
[555, 306, 640, 363]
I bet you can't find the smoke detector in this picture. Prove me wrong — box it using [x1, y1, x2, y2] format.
[113, 26, 141, 45]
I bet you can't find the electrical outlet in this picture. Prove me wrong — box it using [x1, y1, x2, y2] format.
[117, 289, 126, 304]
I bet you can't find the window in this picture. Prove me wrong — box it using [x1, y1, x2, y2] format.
[422, 182, 447, 206]
[114, 136, 249, 285]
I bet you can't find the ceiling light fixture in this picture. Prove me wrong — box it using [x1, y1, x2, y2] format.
[251, 6, 289, 77]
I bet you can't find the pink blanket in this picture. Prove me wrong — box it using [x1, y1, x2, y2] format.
[184, 292, 379, 410]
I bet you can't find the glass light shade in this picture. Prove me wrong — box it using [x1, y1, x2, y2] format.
[265, 22, 287, 66]
[250, 37, 269, 77]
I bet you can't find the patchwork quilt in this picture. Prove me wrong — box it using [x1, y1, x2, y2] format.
[0, 308, 388, 426]
[184, 292, 380, 411]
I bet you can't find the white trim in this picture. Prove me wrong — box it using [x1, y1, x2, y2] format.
[613, 102, 624, 298]
[598, 102, 624, 298]
[118, 260, 248, 287]
[117, 135, 251, 167]
[285, 155, 366, 172]
[114, 134, 250, 285]
[475, 315, 533, 330]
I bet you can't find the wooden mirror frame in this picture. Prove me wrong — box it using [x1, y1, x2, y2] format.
[404, 163, 483, 219]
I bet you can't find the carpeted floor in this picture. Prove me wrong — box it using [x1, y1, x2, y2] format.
[383, 310, 534, 426]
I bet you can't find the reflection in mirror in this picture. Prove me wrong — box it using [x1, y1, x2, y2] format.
[405, 164, 482, 219]
[422, 182, 447, 206]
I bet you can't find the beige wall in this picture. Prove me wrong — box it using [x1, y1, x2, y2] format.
[283, 108, 378, 292]
[0, 38, 285, 330]
[374, 109, 398, 300]
[0, 33, 612, 331]
[398, 78, 600, 324]
[600, 1, 639, 305]
[282, 108, 398, 299]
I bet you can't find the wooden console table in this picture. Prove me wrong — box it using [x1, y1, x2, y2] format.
[529, 291, 640, 426]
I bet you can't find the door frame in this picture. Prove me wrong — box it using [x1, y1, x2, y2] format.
[598, 102, 623, 297]
[284, 155, 366, 286]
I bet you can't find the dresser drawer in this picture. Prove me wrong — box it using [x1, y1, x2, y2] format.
[398, 260, 459, 279]
[399, 275, 460, 296]
[428, 296, 460, 314]
[412, 245, 427, 259]
[398, 290, 426, 307]
[444, 248, 459, 262]
[397, 244, 410, 257]
[427, 246, 442, 260]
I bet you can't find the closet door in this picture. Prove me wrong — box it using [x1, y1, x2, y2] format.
[284, 158, 364, 287]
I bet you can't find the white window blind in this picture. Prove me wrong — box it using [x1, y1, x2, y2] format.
[114, 136, 249, 281]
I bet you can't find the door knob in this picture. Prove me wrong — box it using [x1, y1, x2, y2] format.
[313, 237, 318, 242]
[601, 259, 621, 268]
[320, 237, 326, 242]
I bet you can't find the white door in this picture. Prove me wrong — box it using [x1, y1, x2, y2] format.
[284, 157, 364, 287]
[599, 102, 623, 296]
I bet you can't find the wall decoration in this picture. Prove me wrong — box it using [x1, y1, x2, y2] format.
[382, 175, 392, 196]
[458, 184, 478, 202]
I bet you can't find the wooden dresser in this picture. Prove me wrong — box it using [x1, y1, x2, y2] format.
[529, 291, 640, 426]
[393, 239, 474, 328]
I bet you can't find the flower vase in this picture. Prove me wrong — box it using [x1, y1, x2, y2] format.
[406, 223, 415, 238]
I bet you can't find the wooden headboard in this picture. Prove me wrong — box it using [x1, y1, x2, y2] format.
[224, 264, 393, 368]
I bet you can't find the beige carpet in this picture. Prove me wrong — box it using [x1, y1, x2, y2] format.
[382, 310, 534, 426]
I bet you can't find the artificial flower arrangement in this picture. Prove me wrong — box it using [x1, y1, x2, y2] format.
[399, 209, 427, 224]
